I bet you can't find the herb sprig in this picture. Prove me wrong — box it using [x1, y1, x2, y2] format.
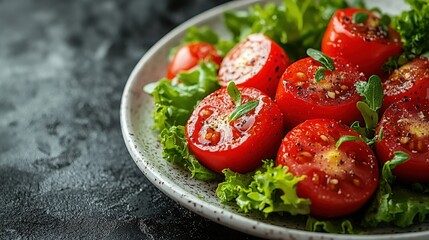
[306, 48, 335, 83]
[227, 82, 259, 122]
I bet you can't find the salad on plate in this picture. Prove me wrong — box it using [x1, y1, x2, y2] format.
[142, 0, 429, 234]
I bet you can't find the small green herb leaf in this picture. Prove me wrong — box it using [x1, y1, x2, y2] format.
[229, 100, 259, 122]
[315, 68, 326, 83]
[382, 151, 410, 184]
[336, 135, 363, 149]
[227, 81, 242, 106]
[422, 51, 429, 59]
[306, 48, 335, 71]
[353, 12, 369, 24]
[356, 75, 383, 111]
[357, 101, 379, 131]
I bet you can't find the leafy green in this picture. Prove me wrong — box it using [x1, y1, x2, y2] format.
[145, 61, 220, 131]
[307, 48, 335, 83]
[362, 151, 429, 228]
[306, 48, 335, 71]
[226, 82, 259, 122]
[223, 0, 356, 61]
[228, 100, 259, 122]
[352, 75, 384, 139]
[335, 135, 363, 149]
[227, 81, 242, 107]
[160, 125, 219, 181]
[384, 0, 429, 71]
[177, 26, 235, 57]
[353, 12, 369, 24]
[392, 0, 429, 58]
[306, 217, 363, 234]
[216, 160, 310, 216]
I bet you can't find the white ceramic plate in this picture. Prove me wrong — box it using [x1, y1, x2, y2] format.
[120, 0, 429, 239]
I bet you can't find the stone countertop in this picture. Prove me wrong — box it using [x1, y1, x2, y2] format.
[0, 0, 261, 239]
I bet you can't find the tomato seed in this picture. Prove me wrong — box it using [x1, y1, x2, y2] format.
[320, 135, 329, 142]
[327, 91, 336, 99]
[400, 137, 410, 144]
[296, 72, 307, 81]
[353, 178, 361, 187]
[300, 151, 313, 157]
[340, 85, 349, 90]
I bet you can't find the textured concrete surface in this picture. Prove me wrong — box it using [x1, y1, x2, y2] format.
[0, 0, 260, 239]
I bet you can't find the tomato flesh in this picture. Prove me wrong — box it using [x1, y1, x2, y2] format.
[382, 57, 429, 113]
[276, 119, 379, 218]
[322, 8, 402, 77]
[275, 57, 364, 130]
[186, 87, 284, 173]
[375, 98, 429, 183]
[167, 42, 222, 79]
[219, 34, 291, 98]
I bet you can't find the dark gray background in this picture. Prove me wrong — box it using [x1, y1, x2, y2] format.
[0, 0, 261, 239]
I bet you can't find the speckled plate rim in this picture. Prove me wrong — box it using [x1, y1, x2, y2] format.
[120, 0, 429, 239]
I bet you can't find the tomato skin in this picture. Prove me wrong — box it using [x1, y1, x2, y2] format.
[166, 42, 222, 79]
[276, 119, 379, 218]
[375, 98, 429, 183]
[275, 57, 364, 130]
[322, 8, 402, 77]
[218, 34, 291, 98]
[381, 57, 429, 113]
[185, 87, 284, 173]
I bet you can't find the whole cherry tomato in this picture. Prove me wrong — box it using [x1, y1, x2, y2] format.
[322, 8, 402, 77]
[218, 34, 291, 98]
[166, 42, 222, 79]
[275, 56, 364, 130]
[381, 57, 429, 113]
[276, 118, 379, 218]
[375, 98, 429, 183]
[185, 87, 284, 173]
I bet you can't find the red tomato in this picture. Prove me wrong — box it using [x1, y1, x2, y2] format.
[381, 57, 429, 113]
[166, 42, 222, 79]
[375, 98, 429, 183]
[322, 8, 402, 77]
[276, 119, 379, 218]
[185, 87, 284, 173]
[274, 56, 364, 130]
[218, 34, 291, 98]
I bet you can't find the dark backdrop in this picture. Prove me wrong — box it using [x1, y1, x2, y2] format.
[0, 0, 261, 239]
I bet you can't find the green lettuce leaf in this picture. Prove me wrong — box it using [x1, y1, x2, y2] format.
[363, 152, 429, 228]
[385, 0, 429, 71]
[144, 61, 220, 131]
[216, 160, 311, 216]
[160, 125, 219, 181]
[306, 217, 363, 234]
[223, 0, 359, 61]
[392, 0, 429, 58]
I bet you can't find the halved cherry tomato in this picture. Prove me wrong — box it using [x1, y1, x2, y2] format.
[375, 98, 429, 183]
[274, 56, 364, 130]
[322, 8, 402, 77]
[166, 42, 222, 79]
[218, 34, 291, 98]
[381, 57, 429, 113]
[185, 87, 284, 173]
[276, 118, 379, 218]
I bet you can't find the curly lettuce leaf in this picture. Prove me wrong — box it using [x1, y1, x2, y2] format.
[160, 125, 219, 181]
[172, 26, 235, 57]
[144, 61, 220, 131]
[223, 0, 359, 61]
[306, 217, 363, 234]
[363, 152, 429, 227]
[216, 160, 311, 216]
[393, 0, 429, 58]
[385, 0, 429, 71]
